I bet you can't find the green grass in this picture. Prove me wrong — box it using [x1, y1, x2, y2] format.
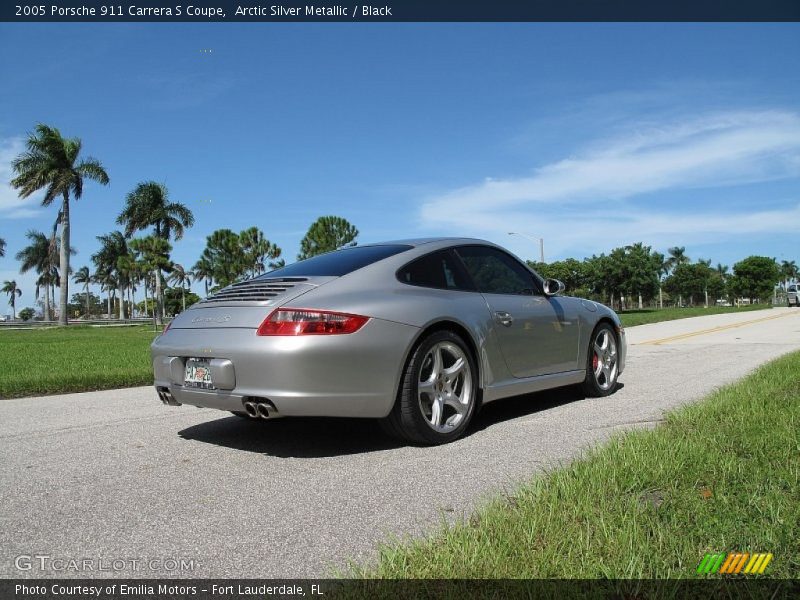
[0, 325, 160, 398]
[355, 350, 800, 579]
[618, 303, 770, 328]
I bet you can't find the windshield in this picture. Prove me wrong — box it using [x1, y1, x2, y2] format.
[257, 244, 413, 278]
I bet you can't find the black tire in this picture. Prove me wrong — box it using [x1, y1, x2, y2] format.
[380, 330, 479, 446]
[581, 322, 620, 397]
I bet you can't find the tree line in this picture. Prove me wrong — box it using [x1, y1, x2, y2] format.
[529, 244, 795, 310]
[0, 123, 796, 322]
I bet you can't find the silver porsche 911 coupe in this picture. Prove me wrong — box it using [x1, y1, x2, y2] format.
[152, 238, 625, 445]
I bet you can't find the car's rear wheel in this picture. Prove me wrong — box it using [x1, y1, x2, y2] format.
[381, 330, 478, 445]
[581, 322, 620, 397]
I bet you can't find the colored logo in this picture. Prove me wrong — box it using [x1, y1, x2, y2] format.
[697, 552, 773, 575]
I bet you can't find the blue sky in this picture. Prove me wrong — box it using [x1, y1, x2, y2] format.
[1, 23, 799, 311]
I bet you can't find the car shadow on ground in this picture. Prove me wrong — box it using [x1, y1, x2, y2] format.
[178, 414, 404, 458]
[177, 383, 623, 459]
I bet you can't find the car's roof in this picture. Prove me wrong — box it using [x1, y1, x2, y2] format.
[359, 237, 493, 248]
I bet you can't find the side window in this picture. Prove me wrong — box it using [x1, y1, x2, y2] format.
[397, 250, 474, 291]
[455, 246, 538, 295]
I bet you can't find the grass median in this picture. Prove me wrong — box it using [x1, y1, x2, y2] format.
[617, 303, 769, 327]
[0, 325, 160, 398]
[355, 350, 800, 578]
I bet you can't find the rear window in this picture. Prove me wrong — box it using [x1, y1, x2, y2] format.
[258, 244, 412, 278]
[790, 285, 797, 292]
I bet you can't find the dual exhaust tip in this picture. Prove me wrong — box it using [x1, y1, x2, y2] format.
[243, 398, 278, 420]
[157, 387, 181, 406]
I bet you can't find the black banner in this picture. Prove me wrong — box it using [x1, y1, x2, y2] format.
[2, 0, 800, 23]
[3, 579, 800, 600]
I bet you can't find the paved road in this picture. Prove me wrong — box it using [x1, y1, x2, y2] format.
[1, 307, 798, 579]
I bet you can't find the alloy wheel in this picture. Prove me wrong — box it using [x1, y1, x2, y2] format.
[417, 341, 473, 433]
[592, 328, 618, 391]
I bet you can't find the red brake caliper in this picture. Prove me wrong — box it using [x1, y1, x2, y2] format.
[592, 353, 599, 370]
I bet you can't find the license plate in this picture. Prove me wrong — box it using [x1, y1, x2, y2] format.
[184, 358, 214, 389]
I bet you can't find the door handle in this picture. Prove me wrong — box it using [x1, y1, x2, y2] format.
[494, 311, 514, 327]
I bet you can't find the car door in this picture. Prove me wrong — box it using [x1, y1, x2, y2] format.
[455, 245, 581, 378]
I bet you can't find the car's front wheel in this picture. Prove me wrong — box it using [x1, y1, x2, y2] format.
[381, 330, 478, 445]
[581, 322, 620, 397]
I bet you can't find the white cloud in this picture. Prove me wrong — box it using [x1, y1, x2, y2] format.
[422, 110, 800, 214]
[0, 136, 43, 219]
[419, 109, 800, 258]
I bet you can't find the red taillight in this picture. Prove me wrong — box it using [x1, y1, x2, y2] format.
[257, 309, 369, 336]
[162, 320, 172, 334]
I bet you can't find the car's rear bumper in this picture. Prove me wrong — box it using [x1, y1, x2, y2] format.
[151, 317, 420, 418]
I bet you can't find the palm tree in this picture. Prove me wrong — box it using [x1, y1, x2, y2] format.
[16, 230, 53, 320]
[138, 268, 153, 318]
[33, 274, 50, 320]
[130, 236, 173, 326]
[168, 263, 191, 312]
[117, 182, 194, 241]
[92, 231, 129, 319]
[190, 256, 214, 297]
[15, 230, 71, 320]
[73, 266, 92, 318]
[665, 246, 691, 306]
[91, 270, 113, 319]
[46, 233, 76, 318]
[116, 251, 138, 318]
[117, 181, 193, 321]
[92, 270, 110, 318]
[11, 124, 109, 325]
[2, 280, 22, 320]
[0, 237, 6, 257]
[665, 246, 690, 271]
[129, 256, 151, 318]
[114, 253, 135, 320]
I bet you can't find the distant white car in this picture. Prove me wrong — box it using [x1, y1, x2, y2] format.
[788, 285, 799, 307]
[0, 315, 9, 322]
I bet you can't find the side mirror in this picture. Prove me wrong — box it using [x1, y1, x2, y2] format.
[543, 278, 565, 296]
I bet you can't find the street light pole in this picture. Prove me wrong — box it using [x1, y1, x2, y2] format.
[508, 232, 544, 263]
